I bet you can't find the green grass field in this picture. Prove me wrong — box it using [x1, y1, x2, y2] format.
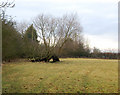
[2, 58, 118, 93]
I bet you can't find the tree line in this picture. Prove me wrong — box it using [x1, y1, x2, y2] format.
[1, 1, 118, 62]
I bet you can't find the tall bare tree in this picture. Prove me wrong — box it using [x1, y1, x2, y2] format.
[33, 14, 82, 62]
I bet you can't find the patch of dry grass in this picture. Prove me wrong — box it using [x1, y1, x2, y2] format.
[2, 58, 118, 93]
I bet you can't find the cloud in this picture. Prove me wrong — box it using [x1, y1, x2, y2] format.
[5, 0, 118, 51]
[84, 34, 118, 51]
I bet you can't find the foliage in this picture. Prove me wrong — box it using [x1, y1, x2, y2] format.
[60, 38, 90, 58]
[1, 1, 117, 61]
[24, 24, 38, 42]
[22, 24, 40, 58]
[2, 20, 23, 61]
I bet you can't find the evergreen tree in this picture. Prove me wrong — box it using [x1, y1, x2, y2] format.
[24, 24, 38, 42]
[23, 24, 39, 58]
[2, 20, 23, 61]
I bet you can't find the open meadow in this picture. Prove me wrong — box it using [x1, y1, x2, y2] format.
[2, 58, 118, 93]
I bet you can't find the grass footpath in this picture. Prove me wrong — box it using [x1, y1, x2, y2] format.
[2, 58, 118, 93]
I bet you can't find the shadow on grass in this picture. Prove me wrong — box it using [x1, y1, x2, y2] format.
[49, 61, 63, 64]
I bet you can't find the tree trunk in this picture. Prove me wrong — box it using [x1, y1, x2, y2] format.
[52, 55, 60, 62]
[31, 54, 60, 63]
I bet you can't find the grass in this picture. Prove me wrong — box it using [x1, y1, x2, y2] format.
[2, 58, 118, 93]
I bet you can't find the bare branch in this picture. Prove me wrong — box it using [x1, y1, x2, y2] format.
[33, 13, 82, 56]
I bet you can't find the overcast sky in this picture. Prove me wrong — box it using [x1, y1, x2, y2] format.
[4, 0, 118, 52]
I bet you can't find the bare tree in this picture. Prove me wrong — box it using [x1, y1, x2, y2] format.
[56, 14, 82, 54]
[33, 14, 82, 62]
[16, 21, 29, 37]
[0, 0, 15, 20]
